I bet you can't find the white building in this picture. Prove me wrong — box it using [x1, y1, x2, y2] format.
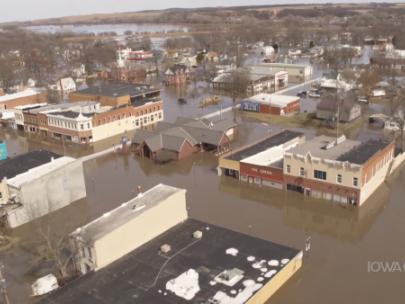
[0, 150, 87, 228]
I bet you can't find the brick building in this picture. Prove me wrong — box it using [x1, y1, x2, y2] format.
[165, 64, 190, 86]
[133, 117, 236, 163]
[241, 94, 300, 115]
[283, 135, 395, 206]
[218, 131, 305, 189]
[19, 98, 164, 144]
[0, 88, 47, 111]
[69, 83, 161, 107]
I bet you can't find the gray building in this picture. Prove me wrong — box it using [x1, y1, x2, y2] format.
[0, 150, 87, 228]
[316, 99, 361, 123]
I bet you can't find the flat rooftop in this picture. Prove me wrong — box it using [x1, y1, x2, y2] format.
[245, 94, 299, 107]
[48, 111, 95, 119]
[288, 135, 361, 161]
[39, 219, 301, 304]
[0, 150, 62, 180]
[76, 84, 160, 98]
[337, 140, 392, 165]
[227, 130, 303, 161]
[0, 88, 41, 103]
[257, 62, 311, 69]
[72, 184, 184, 243]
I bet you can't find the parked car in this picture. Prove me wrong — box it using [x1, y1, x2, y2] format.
[358, 96, 369, 103]
[178, 98, 187, 104]
[371, 89, 386, 97]
[385, 120, 404, 132]
[308, 90, 321, 98]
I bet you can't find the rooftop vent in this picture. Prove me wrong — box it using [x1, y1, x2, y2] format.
[193, 230, 203, 239]
[160, 244, 171, 254]
[322, 135, 346, 150]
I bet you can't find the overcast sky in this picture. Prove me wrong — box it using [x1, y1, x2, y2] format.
[1, 0, 402, 23]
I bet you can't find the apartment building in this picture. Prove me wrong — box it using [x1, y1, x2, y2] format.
[283, 135, 395, 206]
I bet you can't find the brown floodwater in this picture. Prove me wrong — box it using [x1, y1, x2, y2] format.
[1, 85, 405, 303]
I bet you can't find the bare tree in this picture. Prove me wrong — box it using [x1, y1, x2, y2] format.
[38, 225, 74, 279]
[0, 58, 16, 91]
[357, 67, 381, 96]
[393, 89, 405, 152]
[228, 69, 250, 106]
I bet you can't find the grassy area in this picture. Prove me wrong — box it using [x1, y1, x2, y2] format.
[242, 111, 367, 139]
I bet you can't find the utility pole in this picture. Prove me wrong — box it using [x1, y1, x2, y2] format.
[0, 263, 10, 304]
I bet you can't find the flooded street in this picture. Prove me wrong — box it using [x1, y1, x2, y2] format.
[1, 66, 405, 304]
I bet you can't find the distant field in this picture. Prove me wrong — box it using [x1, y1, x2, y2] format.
[2, 2, 402, 27]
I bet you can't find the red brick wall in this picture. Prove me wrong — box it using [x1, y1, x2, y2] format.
[178, 140, 196, 160]
[284, 100, 300, 113]
[362, 142, 395, 184]
[284, 174, 360, 200]
[259, 104, 271, 114]
[240, 163, 284, 183]
[92, 101, 163, 126]
[259, 100, 300, 115]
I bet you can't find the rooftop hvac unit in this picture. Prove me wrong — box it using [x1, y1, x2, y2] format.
[160, 244, 171, 254]
[193, 230, 203, 239]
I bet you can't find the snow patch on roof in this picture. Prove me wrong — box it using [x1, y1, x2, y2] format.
[166, 269, 200, 301]
[226, 248, 239, 256]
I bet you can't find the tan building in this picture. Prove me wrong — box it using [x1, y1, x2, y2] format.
[42, 185, 302, 304]
[0, 88, 47, 110]
[19, 99, 164, 144]
[283, 135, 395, 206]
[70, 184, 188, 274]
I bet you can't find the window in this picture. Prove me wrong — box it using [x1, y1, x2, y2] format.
[314, 170, 327, 180]
[300, 167, 305, 177]
[286, 164, 291, 174]
[353, 177, 359, 187]
[80, 124, 84, 130]
[337, 174, 342, 184]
